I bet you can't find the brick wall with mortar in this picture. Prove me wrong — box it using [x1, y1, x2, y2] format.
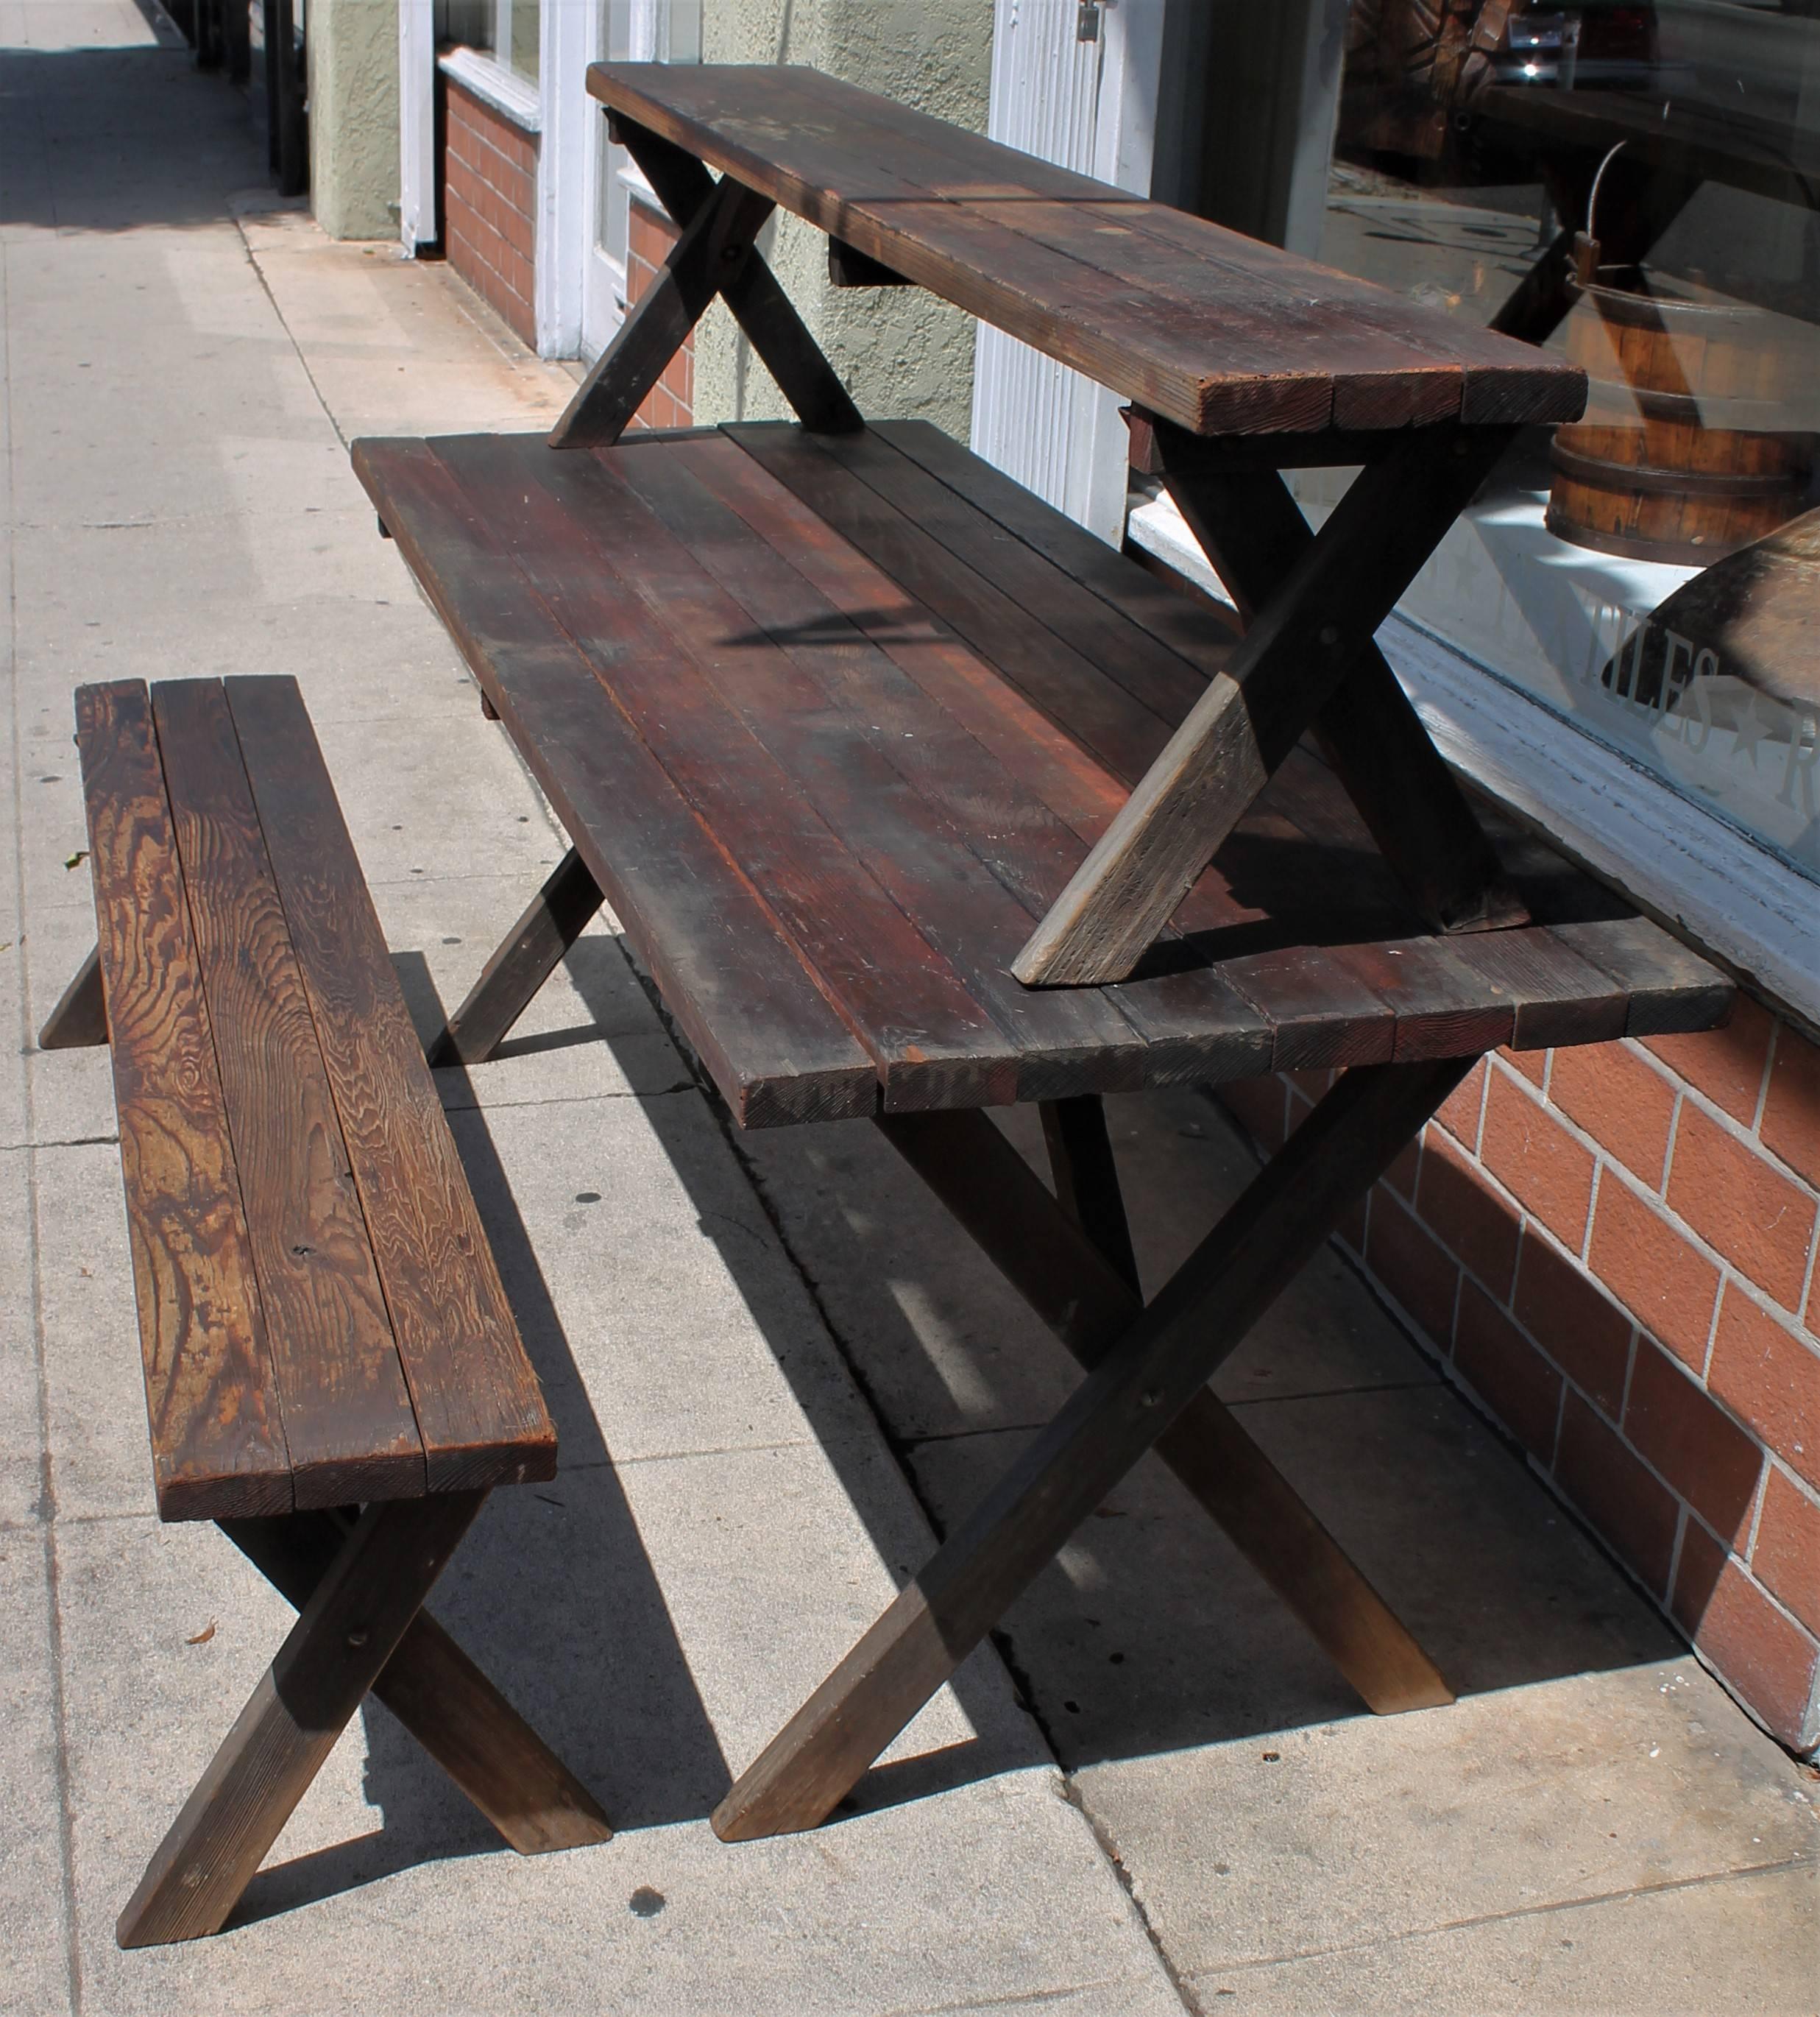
[443, 78, 537, 349]
[624, 193, 693, 428]
[1219, 1005, 1820, 1753]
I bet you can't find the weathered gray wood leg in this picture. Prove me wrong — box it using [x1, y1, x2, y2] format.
[223, 1511, 611, 1857]
[118, 1493, 485, 1947]
[38, 946, 107, 1049]
[426, 848, 604, 1069]
[713, 1057, 1470, 1841]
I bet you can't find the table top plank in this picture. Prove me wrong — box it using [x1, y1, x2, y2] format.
[76, 680, 294, 1521]
[590, 61, 1584, 437]
[610, 435, 1152, 1098]
[151, 679, 428, 1509]
[225, 677, 558, 1494]
[350, 436, 878, 1128]
[432, 431, 1024, 1112]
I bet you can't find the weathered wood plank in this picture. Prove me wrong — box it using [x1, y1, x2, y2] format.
[74, 680, 293, 1522]
[349, 436, 878, 1128]
[152, 679, 426, 1509]
[436, 433, 1021, 1112]
[226, 677, 557, 1493]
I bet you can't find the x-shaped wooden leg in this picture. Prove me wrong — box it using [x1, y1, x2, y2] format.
[916, 1093, 1453, 1717]
[549, 119, 862, 451]
[1013, 422, 1518, 986]
[117, 1492, 610, 1948]
[712, 1054, 1471, 1842]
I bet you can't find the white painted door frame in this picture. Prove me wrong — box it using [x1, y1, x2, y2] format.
[398, 0, 436, 254]
[971, 0, 1166, 545]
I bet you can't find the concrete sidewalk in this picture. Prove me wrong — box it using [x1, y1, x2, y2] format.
[2, 7, 1815, 2013]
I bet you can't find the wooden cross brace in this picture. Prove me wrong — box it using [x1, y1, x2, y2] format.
[423, 866, 1462, 1836]
[116, 1493, 610, 1948]
[548, 119, 863, 451]
[1012, 417, 1529, 987]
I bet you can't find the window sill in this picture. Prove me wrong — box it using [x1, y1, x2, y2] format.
[438, 46, 540, 134]
[1126, 490, 1820, 1039]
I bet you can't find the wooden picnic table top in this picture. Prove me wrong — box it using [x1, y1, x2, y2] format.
[589, 62, 1588, 439]
[353, 422, 1729, 1128]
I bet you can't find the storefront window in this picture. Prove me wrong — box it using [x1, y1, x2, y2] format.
[1319, 1, 1819, 876]
[439, 0, 538, 82]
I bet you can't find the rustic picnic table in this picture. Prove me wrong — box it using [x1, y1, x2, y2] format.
[353, 62, 1734, 1843]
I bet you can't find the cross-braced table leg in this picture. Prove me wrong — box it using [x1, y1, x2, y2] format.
[427, 849, 606, 1067]
[882, 1095, 1452, 1720]
[117, 1491, 609, 1949]
[712, 1056, 1470, 1842]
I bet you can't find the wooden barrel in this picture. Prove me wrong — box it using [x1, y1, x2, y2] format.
[1548, 274, 1815, 567]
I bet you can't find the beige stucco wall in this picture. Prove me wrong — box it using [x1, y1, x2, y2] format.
[308, 0, 400, 241]
[694, 0, 991, 439]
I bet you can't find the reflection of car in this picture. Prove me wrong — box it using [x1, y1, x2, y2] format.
[1490, 4, 1660, 93]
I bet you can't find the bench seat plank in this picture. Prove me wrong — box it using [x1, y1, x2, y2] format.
[225, 679, 557, 1492]
[77, 682, 294, 1522]
[152, 680, 428, 1508]
[353, 426, 1732, 1125]
[589, 63, 1584, 438]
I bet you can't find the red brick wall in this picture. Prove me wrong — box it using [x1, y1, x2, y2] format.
[624, 193, 693, 428]
[444, 77, 537, 348]
[1222, 1008, 1820, 1753]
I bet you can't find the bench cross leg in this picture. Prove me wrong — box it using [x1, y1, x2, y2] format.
[1150, 424, 1529, 937]
[119, 1493, 485, 1947]
[712, 1056, 1470, 1842]
[38, 945, 107, 1050]
[222, 1509, 612, 1858]
[1012, 423, 1516, 986]
[879, 1098, 1453, 1722]
[428, 847, 606, 1067]
[549, 121, 862, 451]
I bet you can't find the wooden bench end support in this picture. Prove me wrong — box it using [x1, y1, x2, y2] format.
[38, 944, 107, 1049]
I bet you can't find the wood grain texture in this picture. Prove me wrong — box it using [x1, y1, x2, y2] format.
[118, 1492, 483, 1946]
[225, 677, 556, 1492]
[75, 680, 293, 1522]
[152, 680, 425, 1511]
[588, 63, 1583, 437]
[715, 1056, 1471, 1839]
[349, 436, 877, 1128]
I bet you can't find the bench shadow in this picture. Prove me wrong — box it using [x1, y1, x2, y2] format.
[230, 953, 729, 1930]
[541, 933, 1705, 1801]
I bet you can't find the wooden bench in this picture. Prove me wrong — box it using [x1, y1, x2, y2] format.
[40, 677, 611, 1946]
[353, 64, 1736, 1845]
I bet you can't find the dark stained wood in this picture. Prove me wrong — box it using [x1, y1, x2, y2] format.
[827, 236, 907, 287]
[1548, 915, 1738, 1039]
[715, 1056, 1473, 1840]
[1039, 1096, 1141, 1294]
[118, 1492, 484, 1947]
[615, 121, 863, 438]
[225, 677, 557, 1494]
[152, 680, 426, 1510]
[433, 433, 1022, 1113]
[74, 681, 293, 1522]
[428, 848, 606, 1070]
[550, 172, 777, 450]
[588, 63, 1583, 439]
[37, 944, 107, 1050]
[348, 436, 878, 1128]
[1012, 425, 1517, 986]
[222, 1513, 612, 1855]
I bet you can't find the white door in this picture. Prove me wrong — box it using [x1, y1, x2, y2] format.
[579, 0, 700, 360]
[971, 0, 1166, 545]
